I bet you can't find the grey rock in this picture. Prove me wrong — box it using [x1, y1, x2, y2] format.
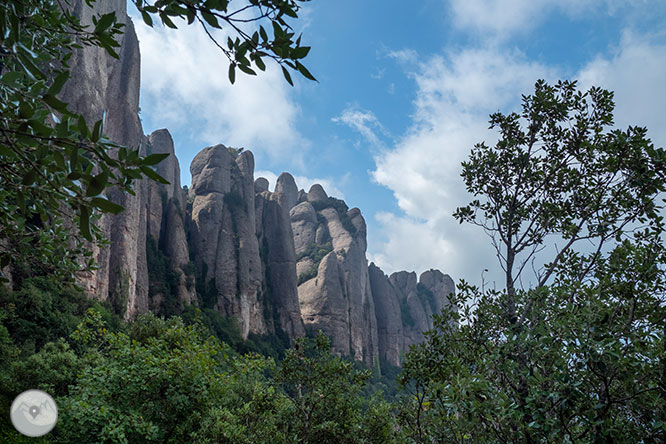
[255, 189, 305, 338]
[295, 200, 379, 366]
[254, 177, 270, 193]
[307, 184, 328, 202]
[189, 146, 265, 338]
[368, 263, 404, 366]
[275, 172, 299, 210]
[289, 202, 317, 255]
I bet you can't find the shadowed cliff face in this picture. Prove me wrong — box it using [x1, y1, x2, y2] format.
[60, 0, 147, 319]
[188, 146, 265, 338]
[61, 1, 456, 368]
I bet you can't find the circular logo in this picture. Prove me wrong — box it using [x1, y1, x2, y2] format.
[10, 390, 58, 437]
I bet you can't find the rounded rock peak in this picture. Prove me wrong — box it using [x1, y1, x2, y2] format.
[254, 177, 270, 193]
[289, 201, 317, 223]
[307, 184, 328, 202]
[148, 128, 174, 152]
[420, 269, 445, 285]
[275, 172, 299, 209]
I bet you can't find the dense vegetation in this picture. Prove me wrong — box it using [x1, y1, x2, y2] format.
[0, 278, 401, 443]
[297, 241, 333, 284]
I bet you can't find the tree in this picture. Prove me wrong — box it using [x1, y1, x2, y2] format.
[0, 0, 315, 283]
[400, 80, 666, 443]
[278, 333, 400, 444]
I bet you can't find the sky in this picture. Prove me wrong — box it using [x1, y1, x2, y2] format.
[131, 0, 666, 289]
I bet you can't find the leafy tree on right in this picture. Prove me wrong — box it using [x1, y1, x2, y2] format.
[400, 80, 666, 443]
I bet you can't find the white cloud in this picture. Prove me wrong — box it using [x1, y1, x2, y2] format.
[577, 32, 666, 148]
[448, 0, 615, 38]
[134, 19, 307, 163]
[371, 47, 554, 283]
[370, 30, 666, 286]
[332, 106, 389, 147]
[255, 170, 345, 200]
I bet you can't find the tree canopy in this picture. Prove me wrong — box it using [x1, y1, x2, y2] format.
[401, 80, 666, 443]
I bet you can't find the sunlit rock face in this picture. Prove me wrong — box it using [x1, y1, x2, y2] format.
[291, 184, 379, 367]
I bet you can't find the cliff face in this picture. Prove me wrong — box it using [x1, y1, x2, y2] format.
[255, 173, 306, 338]
[290, 187, 379, 366]
[62, 1, 456, 369]
[61, 0, 147, 319]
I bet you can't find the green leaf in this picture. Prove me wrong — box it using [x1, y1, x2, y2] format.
[259, 25, 268, 42]
[79, 205, 92, 241]
[77, 116, 89, 138]
[160, 13, 177, 29]
[92, 119, 103, 142]
[141, 9, 153, 26]
[201, 11, 219, 28]
[86, 170, 109, 196]
[22, 169, 37, 185]
[140, 166, 170, 184]
[92, 197, 124, 214]
[292, 46, 310, 59]
[228, 63, 236, 84]
[281, 66, 293, 86]
[1, 70, 23, 86]
[43, 94, 68, 112]
[48, 70, 70, 96]
[143, 153, 169, 166]
[237, 64, 256, 76]
[17, 51, 45, 80]
[94, 12, 117, 33]
[296, 61, 316, 81]
[253, 55, 266, 71]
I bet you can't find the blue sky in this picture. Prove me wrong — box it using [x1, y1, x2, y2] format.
[131, 0, 666, 288]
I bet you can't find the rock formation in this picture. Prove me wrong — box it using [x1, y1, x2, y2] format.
[59, 0, 457, 370]
[290, 186, 380, 366]
[61, 0, 147, 319]
[188, 146, 264, 338]
[255, 173, 306, 338]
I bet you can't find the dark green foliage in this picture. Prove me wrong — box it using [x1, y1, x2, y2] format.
[240, 328, 291, 360]
[146, 236, 181, 316]
[296, 241, 333, 262]
[0, 276, 120, 353]
[56, 313, 229, 443]
[110, 269, 130, 317]
[181, 305, 291, 360]
[278, 333, 401, 444]
[399, 297, 415, 328]
[1, 301, 401, 443]
[183, 261, 196, 291]
[0, 0, 171, 282]
[181, 305, 244, 348]
[297, 241, 333, 284]
[297, 267, 318, 285]
[193, 262, 218, 309]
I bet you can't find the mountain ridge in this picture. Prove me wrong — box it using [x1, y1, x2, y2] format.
[58, 0, 456, 370]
